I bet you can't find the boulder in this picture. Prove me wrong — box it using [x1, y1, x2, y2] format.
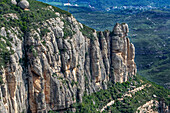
[11, 0, 17, 5]
[18, 0, 29, 9]
[0, 27, 7, 37]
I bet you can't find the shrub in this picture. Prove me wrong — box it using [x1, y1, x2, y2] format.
[0, 76, 3, 85]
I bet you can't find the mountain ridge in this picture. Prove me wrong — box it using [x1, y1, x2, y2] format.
[0, 0, 137, 112]
[38, 0, 170, 10]
[0, 0, 169, 113]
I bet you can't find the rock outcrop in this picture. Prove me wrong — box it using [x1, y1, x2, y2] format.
[18, 0, 29, 9]
[136, 100, 169, 113]
[0, 7, 136, 113]
[111, 23, 136, 83]
[11, 0, 17, 5]
[11, 0, 30, 10]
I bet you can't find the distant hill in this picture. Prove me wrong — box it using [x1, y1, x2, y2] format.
[38, 0, 170, 10]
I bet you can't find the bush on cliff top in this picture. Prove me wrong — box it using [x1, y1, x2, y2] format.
[0, 0, 72, 68]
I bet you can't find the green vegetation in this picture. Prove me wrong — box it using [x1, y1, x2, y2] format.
[80, 24, 95, 40]
[0, 1, 168, 112]
[0, 36, 14, 68]
[0, 76, 3, 85]
[0, 0, 72, 35]
[71, 74, 170, 113]
[0, 0, 73, 68]
[71, 80, 78, 86]
[1, 0, 56, 30]
[52, 73, 58, 77]
[42, 40, 46, 45]
[30, 45, 38, 57]
[62, 19, 75, 39]
[48, 75, 169, 113]
[49, 110, 59, 113]
[40, 28, 50, 37]
[128, 10, 170, 88]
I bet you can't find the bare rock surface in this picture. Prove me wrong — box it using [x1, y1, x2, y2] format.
[18, 0, 29, 9]
[11, 0, 17, 5]
[0, 9, 137, 113]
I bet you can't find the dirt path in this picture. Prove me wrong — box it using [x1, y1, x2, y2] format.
[100, 84, 149, 112]
[100, 100, 115, 112]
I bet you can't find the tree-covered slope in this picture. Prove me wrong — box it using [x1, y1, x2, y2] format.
[49, 75, 170, 113]
[71, 75, 170, 113]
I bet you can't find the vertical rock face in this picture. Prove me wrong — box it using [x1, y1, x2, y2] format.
[110, 23, 137, 83]
[0, 27, 27, 113]
[0, 11, 136, 113]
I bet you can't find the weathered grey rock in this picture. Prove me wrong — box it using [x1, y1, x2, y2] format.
[0, 27, 7, 37]
[0, 11, 137, 113]
[113, 23, 123, 37]
[11, 0, 17, 5]
[98, 32, 110, 77]
[110, 23, 136, 83]
[54, 26, 64, 38]
[0, 27, 27, 113]
[18, 0, 29, 9]
[3, 13, 19, 20]
[121, 23, 129, 36]
[113, 23, 130, 37]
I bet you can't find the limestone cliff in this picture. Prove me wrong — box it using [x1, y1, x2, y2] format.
[0, 3, 136, 113]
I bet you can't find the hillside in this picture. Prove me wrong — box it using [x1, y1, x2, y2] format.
[72, 75, 170, 113]
[0, 0, 169, 113]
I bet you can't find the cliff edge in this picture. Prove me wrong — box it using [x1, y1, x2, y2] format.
[0, 0, 136, 112]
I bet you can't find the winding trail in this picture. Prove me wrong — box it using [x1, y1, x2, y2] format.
[100, 84, 150, 112]
[100, 100, 115, 112]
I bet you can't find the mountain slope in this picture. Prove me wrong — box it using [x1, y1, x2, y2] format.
[0, 0, 169, 113]
[0, 0, 137, 112]
[73, 75, 170, 113]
